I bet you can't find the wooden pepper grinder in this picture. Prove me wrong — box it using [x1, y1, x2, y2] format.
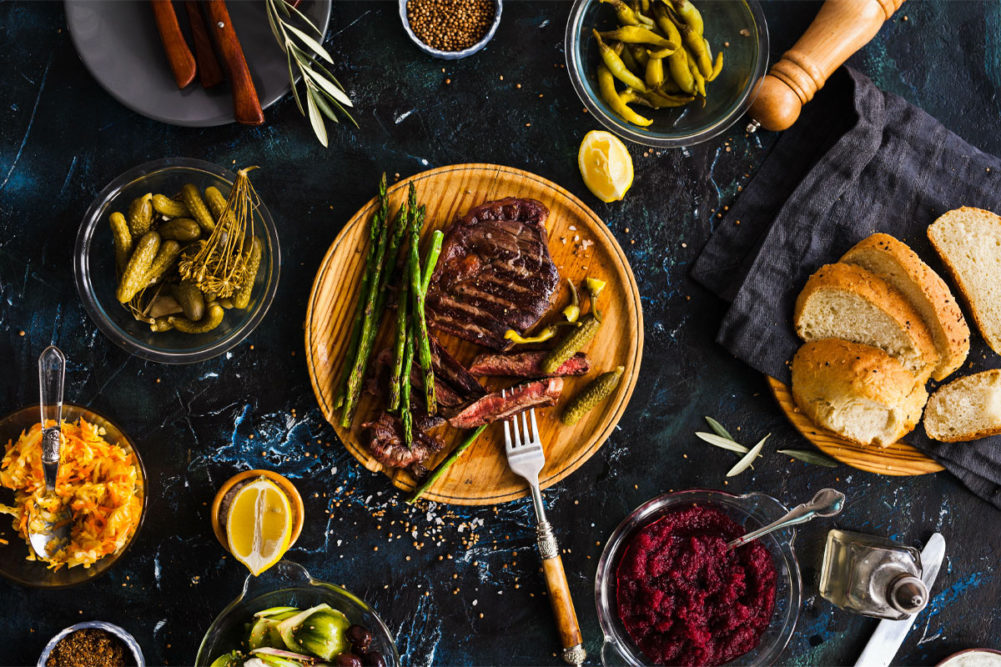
[747, 0, 905, 132]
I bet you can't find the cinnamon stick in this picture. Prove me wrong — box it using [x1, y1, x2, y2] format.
[204, 0, 264, 126]
[184, 1, 224, 88]
[150, 0, 197, 89]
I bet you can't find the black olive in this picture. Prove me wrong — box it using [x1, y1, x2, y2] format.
[347, 625, 373, 652]
[333, 652, 363, 667]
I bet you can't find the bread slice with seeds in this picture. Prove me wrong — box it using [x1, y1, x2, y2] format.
[927, 207, 1001, 356]
[792, 339, 928, 447]
[841, 233, 969, 381]
[794, 263, 938, 381]
[924, 369, 1001, 442]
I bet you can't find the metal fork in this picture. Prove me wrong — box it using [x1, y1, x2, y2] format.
[503, 400, 586, 666]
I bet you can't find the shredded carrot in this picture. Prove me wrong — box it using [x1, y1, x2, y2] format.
[0, 418, 142, 570]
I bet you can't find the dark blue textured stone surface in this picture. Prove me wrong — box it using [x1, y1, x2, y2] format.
[1, 2, 999, 665]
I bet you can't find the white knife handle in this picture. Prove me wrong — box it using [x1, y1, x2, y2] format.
[854, 533, 946, 667]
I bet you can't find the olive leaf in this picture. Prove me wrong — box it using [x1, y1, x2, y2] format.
[777, 449, 839, 468]
[305, 86, 327, 148]
[284, 23, 334, 63]
[266, 0, 356, 146]
[704, 416, 735, 441]
[726, 434, 769, 477]
[695, 431, 749, 453]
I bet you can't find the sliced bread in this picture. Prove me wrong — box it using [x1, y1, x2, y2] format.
[841, 233, 969, 381]
[794, 263, 938, 380]
[928, 207, 1001, 356]
[791, 339, 928, 447]
[924, 369, 1001, 442]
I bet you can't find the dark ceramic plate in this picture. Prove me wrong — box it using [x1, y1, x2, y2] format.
[64, 0, 332, 127]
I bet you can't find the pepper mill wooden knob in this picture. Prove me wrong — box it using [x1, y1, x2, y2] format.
[748, 0, 905, 132]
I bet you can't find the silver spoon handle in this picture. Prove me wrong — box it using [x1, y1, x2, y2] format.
[38, 346, 66, 489]
[728, 505, 815, 549]
[39, 346, 66, 428]
[728, 488, 846, 549]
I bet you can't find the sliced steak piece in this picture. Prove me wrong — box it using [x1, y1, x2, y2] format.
[469, 351, 590, 378]
[427, 198, 560, 350]
[447, 377, 564, 429]
[363, 349, 395, 398]
[364, 342, 472, 420]
[364, 351, 446, 429]
[408, 338, 485, 419]
[430, 336, 486, 400]
[362, 411, 443, 478]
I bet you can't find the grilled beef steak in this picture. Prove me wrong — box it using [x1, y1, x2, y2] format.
[363, 411, 443, 477]
[430, 336, 486, 400]
[365, 338, 485, 421]
[363, 349, 447, 429]
[427, 198, 560, 350]
[447, 377, 564, 429]
[469, 351, 590, 378]
[409, 336, 486, 417]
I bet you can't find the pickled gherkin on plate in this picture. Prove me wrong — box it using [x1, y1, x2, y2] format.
[592, 0, 725, 126]
[562, 365, 625, 425]
[107, 168, 264, 335]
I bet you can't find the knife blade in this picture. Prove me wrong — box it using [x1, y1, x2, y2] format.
[854, 532, 947, 667]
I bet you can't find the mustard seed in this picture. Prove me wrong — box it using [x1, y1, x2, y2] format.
[407, 0, 496, 52]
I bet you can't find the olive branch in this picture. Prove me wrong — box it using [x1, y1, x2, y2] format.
[265, 0, 357, 146]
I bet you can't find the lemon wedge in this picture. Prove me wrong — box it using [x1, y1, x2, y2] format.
[578, 130, 634, 203]
[226, 477, 293, 576]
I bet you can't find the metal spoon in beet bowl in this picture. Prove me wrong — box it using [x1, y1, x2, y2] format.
[728, 488, 846, 550]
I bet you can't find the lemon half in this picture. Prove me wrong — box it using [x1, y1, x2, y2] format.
[578, 130, 634, 203]
[225, 477, 293, 576]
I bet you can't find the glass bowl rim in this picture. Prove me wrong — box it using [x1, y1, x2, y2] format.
[594, 489, 802, 666]
[195, 560, 401, 666]
[563, 0, 770, 148]
[73, 157, 281, 364]
[0, 404, 148, 589]
[398, 0, 503, 60]
[36, 620, 146, 667]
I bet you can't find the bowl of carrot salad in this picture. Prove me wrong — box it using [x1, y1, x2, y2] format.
[0, 405, 146, 588]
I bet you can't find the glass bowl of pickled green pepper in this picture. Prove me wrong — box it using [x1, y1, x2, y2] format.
[565, 0, 768, 148]
[74, 157, 280, 364]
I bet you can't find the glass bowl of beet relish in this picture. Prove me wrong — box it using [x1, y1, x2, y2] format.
[595, 490, 801, 666]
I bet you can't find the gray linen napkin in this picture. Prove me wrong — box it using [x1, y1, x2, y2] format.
[691, 67, 1001, 509]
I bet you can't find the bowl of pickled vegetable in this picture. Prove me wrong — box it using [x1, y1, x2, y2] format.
[565, 0, 768, 148]
[74, 157, 280, 364]
[0, 404, 147, 588]
[196, 561, 399, 667]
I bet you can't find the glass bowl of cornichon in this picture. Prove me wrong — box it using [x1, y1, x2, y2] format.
[74, 157, 280, 363]
[564, 0, 769, 148]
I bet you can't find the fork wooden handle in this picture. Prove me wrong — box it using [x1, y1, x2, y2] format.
[538, 522, 586, 665]
[150, 0, 196, 89]
[204, 0, 264, 126]
[184, 1, 224, 88]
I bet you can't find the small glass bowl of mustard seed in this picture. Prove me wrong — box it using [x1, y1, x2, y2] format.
[38, 622, 144, 667]
[400, 0, 502, 59]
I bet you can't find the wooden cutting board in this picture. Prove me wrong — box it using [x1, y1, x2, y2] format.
[305, 164, 643, 505]
[768, 377, 944, 476]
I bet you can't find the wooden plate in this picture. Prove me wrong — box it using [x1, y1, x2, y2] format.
[305, 164, 644, 505]
[767, 377, 944, 476]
